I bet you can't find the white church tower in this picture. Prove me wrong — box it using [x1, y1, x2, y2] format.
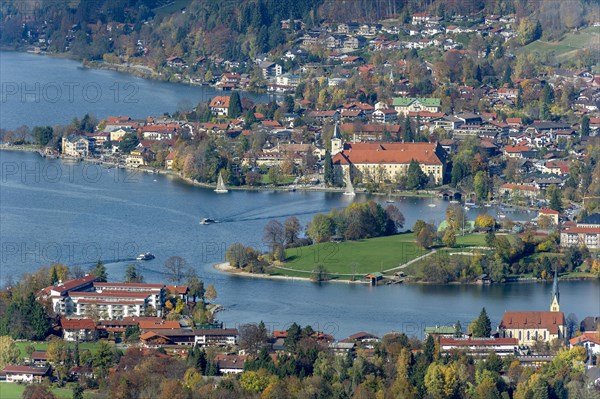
[331, 122, 343, 156]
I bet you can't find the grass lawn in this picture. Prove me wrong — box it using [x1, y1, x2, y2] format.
[153, 0, 192, 19]
[259, 175, 296, 186]
[0, 383, 74, 399]
[521, 26, 600, 61]
[283, 233, 429, 278]
[15, 341, 111, 358]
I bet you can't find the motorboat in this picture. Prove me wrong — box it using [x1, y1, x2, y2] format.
[200, 218, 216, 225]
[136, 252, 155, 261]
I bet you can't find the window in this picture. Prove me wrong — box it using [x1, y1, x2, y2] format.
[527, 331, 530, 341]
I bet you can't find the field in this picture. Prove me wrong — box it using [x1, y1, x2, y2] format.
[0, 383, 74, 399]
[522, 26, 600, 64]
[153, 0, 192, 19]
[14, 341, 111, 358]
[281, 233, 429, 279]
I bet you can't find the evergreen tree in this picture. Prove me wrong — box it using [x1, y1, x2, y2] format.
[90, 261, 108, 282]
[472, 307, 492, 338]
[581, 116, 590, 137]
[324, 151, 334, 186]
[424, 334, 435, 363]
[124, 264, 143, 283]
[406, 160, 428, 190]
[547, 184, 563, 212]
[403, 117, 413, 142]
[74, 341, 80, 366]
[228, 91, 243, 118]
[454, 320, 462, 337]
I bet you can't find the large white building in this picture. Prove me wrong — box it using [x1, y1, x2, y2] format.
[38, 277, 165, 320]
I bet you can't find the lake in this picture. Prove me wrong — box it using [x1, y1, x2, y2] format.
[1, 150, 598, 338]
[0, 51, 277, 130]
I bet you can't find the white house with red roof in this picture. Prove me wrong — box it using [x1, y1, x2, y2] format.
[61, 318, 98, 342]
[2, 365, 50, 383]
[209, 96, 231, 116]
[569, 332, 600, 355]
[538, 208, 559, 225]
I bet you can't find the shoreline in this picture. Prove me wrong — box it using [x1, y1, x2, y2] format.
[2, 48, 272, 95]
[214, 261, 599, 286]
[213, 262, 368, 284]
[0, 146, 437, 196]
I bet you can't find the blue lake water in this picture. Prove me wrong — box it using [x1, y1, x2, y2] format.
[0, 151, 598, 338]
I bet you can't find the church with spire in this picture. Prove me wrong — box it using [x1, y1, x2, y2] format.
[498, 269, 566, 345]
[550, 267, 560, 312]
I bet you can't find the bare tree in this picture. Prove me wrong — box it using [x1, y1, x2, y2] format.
[239, 322, 269, 355]
[385, 204, 405, 234]
[284, 216, 302, 247]
[164, 256, 188, 285]
[263, 220, 285, 258]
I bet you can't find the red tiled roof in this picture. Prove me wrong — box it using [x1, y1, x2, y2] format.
[139, 320, 181, 330]
[214, 354, 247, 369]
[333, 142, 443, 166]
[499, 183, 537, 192]
[539, 208, 559, 215]
[3, 365, 49, 375]
[563, 227, 600, 234]
[273, 330, 288, 338]
[42, 275, 97, 296]
[499, 311, 566, 334]
[569, 332, 600, 347]
[166, 285, 189, 295]
[209, 96, 231, 108]
[60, 318, 96, 330]
[348, 331, 379, 340]
[31, 351, 48, 360]
[504, 145, 531, 153]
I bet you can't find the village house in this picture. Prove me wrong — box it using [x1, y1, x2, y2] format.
[61, 318, 98, 342]
[371, 108, 398, 124]
[209, 96, 231, 117]
[2, 365, 50, 384]
[126, 147, 154, 167]
[498, 183, 539, 199]
[62, 134, 94, 157]
[165, 152, 175, 169]
[140, 328, 238, 347]
[214, 354, 247, 374]
[569, 332, 600, 355]
[392, 97, 441, 115]
[538, 208, 560, 225]
[29, 351, 49, 366]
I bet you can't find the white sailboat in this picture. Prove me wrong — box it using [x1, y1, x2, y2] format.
[343, 168, 355, 196]
[214, 171, 228, 193]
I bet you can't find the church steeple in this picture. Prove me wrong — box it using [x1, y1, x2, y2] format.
[331, 122, 343, 156]
[550, 267, 560, 312]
